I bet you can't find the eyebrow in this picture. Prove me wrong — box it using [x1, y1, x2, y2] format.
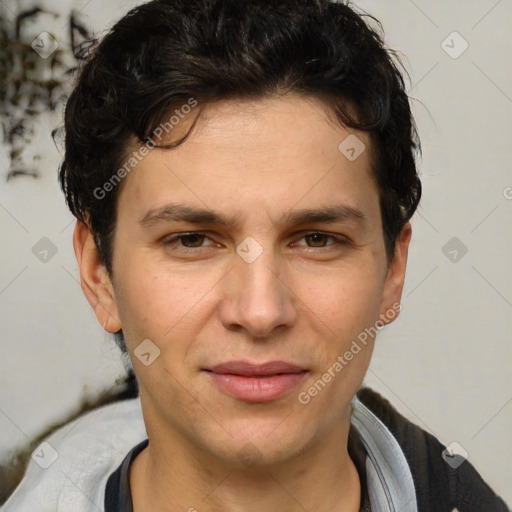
[138, 203, 368, 230]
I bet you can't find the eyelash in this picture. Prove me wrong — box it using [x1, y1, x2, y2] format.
[162, 231, 347, 252]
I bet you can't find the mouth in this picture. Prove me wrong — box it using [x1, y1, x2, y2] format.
[203, 361, 308, 402]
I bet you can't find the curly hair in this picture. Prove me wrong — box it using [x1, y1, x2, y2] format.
[59, 0, 422, 351]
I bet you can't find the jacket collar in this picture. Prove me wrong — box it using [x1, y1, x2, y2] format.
[351, 395, 418, 511]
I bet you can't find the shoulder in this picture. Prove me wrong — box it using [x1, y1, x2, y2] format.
[356, 386, 509, 512]
[2, 398, 146, 512]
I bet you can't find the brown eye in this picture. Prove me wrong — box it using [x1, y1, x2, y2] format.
[304, 233, 331, 247]
[163, 231, 214, 251]
[179, 233, 206, 247]
[291, 232, 349, 253]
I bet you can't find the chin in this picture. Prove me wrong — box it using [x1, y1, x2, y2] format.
[202, 417, 315, 467]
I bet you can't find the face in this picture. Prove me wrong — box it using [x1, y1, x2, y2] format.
[76, 95, 411, 468]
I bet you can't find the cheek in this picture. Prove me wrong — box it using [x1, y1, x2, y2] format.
[112, 257, 221, 352]
[300, 263, 385, 340]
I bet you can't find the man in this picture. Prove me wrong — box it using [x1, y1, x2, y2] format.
[3, 0, 509, 511]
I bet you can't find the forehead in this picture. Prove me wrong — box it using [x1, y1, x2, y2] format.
[116, 95, 380, 228]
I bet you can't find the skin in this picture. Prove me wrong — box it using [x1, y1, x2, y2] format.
[74, 94, 412, 512]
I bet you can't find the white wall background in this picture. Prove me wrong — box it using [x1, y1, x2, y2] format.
[0, 0, 511, 505]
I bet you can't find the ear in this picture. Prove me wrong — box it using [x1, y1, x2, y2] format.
[73, 221, 121, 333]
[378, 222, 412, 326]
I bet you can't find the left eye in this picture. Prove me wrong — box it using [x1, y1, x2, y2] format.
[295, 232, 339, 248]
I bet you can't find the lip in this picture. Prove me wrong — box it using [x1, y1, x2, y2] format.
[207, 360, 306, 376]
[204, 360, 308, 402]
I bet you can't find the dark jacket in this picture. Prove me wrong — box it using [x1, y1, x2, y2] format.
[357, 387, 509, 511]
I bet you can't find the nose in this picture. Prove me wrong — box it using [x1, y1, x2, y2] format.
[218, 244, 297, 338]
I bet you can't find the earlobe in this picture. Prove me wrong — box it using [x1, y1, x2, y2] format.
[378, 222, 412, 326]
[73, 221, 122, 333]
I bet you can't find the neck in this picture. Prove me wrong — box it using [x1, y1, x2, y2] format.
[130, 414, 361, 512]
